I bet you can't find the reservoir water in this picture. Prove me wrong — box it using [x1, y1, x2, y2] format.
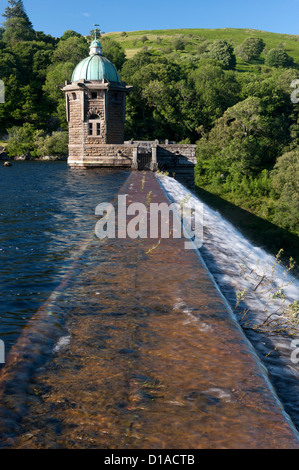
[0, 161, 129, 352]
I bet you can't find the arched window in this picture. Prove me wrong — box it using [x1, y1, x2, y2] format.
[88, 114, 101, 136]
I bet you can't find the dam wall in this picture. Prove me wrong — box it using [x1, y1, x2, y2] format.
[0, 172, 298, 449]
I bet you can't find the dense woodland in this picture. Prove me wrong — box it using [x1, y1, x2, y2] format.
[0, 1, 298, 238]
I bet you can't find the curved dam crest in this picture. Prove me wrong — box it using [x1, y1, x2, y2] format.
[0, 171, 298, 449]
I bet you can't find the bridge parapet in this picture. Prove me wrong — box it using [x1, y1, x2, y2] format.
[156, 143, 197, 166]
[68, 139, 197, 175]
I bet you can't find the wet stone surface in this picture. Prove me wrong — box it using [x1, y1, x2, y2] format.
[0, 172, 298, 449]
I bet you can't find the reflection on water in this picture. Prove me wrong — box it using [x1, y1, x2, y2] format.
[0, 162, 129, 351]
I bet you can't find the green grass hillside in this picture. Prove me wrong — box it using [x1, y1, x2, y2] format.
[103, 28, 299, 70]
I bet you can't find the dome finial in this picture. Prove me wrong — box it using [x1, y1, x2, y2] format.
[90, 23, 102, 56]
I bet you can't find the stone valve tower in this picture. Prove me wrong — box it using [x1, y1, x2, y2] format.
[63, 31, 196, 174]
[63, 34, 133, 168]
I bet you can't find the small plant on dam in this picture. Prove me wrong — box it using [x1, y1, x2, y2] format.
[235, 249, 299, 338]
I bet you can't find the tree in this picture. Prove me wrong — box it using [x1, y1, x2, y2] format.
[52, 36, 89, 63]
[195, 96, 281, 189]
[6, 125, 68, 158]
[60, 30, 82, 41]
[2, 0, 34, 44]
[235, 37, 265, 61]
[191, 63, 240, 130]
[121, 51, 154, 79]
[88, 27, 102, 41]
[43, 131, 68, 156]
[43, 36, 89, 128]
[0, 75, 23, 132]
[35, 30, 58, 45]
[271, 148, 299, 234]
[122, 52, 215, 141]
[208, 40, 236, 69]
[197, 40, 209, 54]
[121, 53, 186, 140]
[101, 37, 126, 70]
[0, 49, 19, 79]
[2, 0, 32, 28]
[34, 130, 68, 157]
[10, 40, 53, 82]
[2, 17, 35, 45]
[43, 62, 75, 128]
[173, 37, 186, 51]
[32, 47, 54, 80]
[0, 1, 60, 134]
[6, 122, 37, 156]
[265, 48, 293, 68]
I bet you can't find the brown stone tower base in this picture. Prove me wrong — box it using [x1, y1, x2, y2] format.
[63, 79, 132, 168]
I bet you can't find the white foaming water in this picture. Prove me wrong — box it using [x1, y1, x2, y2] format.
[159, 176, 299, 430]
[157, 175, 299, 327]
[158, 176, 299, 432]
[53, 335, 71, 353]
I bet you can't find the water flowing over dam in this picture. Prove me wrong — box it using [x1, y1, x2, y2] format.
[158, 175, 299, 430]
[0, 170, 298, 449]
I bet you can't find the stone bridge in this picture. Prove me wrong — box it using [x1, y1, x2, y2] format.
[68, 140, 197, 185]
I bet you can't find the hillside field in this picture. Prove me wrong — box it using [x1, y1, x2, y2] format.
[103, 27, 299, 70]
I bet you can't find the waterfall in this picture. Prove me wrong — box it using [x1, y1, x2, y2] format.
[157, 174, 299, 427]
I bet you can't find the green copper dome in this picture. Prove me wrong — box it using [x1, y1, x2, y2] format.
[90, 39, 102, 48]
[72, 54, 120, 83]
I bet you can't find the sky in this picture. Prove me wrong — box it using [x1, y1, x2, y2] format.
[1, 0, 299, 37]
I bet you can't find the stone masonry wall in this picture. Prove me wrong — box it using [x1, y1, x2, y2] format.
[156, 144, 197, 186]
[69, 92, 83, 147]
[157, 144, 197, 167]
[71, 144, 135, 168]
[107, 92, 126, 144]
